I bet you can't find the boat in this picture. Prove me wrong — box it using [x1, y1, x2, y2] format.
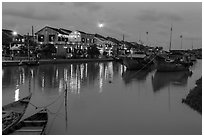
[155, 54, 192, 72]
[2, 94, 32, 134]
[6, 109, 48, 135]
[24, 60, 40, 66]
[112, 56, 123, 64]
[122, 52, 154, 70]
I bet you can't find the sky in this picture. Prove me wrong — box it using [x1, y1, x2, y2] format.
[2, 2, 202, 50]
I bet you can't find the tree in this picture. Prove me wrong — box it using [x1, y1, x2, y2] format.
[87, 44, 100, 58]
[38, 44, 56, 58]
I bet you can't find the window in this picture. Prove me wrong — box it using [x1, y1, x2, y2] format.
[38, 35, 44, 42]
[49, 35, 55, 42]
[58, 37, 61, 42]
[82, 38, 85, 43]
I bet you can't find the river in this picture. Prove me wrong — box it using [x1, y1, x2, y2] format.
[2, 60, 202, 135]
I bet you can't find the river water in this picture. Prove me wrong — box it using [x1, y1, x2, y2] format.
[2, 60, 202, 135]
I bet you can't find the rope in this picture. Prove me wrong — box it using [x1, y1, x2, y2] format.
[125, 53, 158, 75]
[29, 89, 65, 110]
[46, 97, 65, 134]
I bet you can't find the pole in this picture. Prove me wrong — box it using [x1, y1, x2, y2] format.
[180, 35, 183, 49]
[32, 26, 34, 40]
[192, 40, 194, 50]
[146, 31, 148, 46]
[27, 33, 30, 61]
[169, 24, 172, 51]
[65, 83, 68, 130]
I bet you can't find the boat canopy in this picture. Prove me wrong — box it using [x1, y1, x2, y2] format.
[127, 54, 146, 58]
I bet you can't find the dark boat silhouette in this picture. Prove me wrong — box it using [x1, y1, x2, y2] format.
[2, 94, 32, 135]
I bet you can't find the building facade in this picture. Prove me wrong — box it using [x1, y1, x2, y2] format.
[35, 26, 70, 56]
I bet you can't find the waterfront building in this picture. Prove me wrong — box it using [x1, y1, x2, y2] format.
[2, 29, 24, 57]
[106, 36, 123, 55]
[69, 30, 95, 48]
[94, 34, 108, 55]
[35, 26, 70, 56]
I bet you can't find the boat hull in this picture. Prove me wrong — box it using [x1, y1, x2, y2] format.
[2, 94, 32, 135]
[7, 109, 48, 135]
[155, 55, 190, 72]
[122, 57, 153, 70]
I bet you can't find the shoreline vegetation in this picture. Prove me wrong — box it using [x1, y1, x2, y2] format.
[182, 77, 202, 114]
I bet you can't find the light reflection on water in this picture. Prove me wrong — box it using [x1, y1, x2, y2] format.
[2, 60, 202, 135]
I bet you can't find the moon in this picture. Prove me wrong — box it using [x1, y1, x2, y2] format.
[98, 23, 104, 28]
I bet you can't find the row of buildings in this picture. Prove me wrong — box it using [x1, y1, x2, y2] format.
[2, 26, 147, 57]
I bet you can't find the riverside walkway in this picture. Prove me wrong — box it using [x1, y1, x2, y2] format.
[2, 58, 114, 67]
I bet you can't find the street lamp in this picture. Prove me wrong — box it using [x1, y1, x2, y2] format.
[11, 31, 18, 60]
[180, 35, 183, 49]
[13, 31, 17, 36]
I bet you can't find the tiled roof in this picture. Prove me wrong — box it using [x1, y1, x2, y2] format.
[35, 26, 69, 35]
[94, 33, 107, 40]
[2, 29, 23, 38]
[60, 28, 72, 34]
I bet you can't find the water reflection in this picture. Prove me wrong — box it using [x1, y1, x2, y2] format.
[151, 70, 192, 92]
[2, 61, 202, 135]
[14, 88, 20, 101]
[122, 68, 152, 85]
[2, 62, 120, 96]
[2, 66, 29, 89]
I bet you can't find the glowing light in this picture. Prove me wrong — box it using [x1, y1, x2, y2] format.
[14, 88, 19, 101]
[12, 31, 17, 36]
[98, 23, 104, 28]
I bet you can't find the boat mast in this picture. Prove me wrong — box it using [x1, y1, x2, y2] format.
[27, 33, 30, 61]
[192, 39, 194, 50]
[169, 24, 173, 51]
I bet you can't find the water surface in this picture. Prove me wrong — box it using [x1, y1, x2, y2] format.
[2, 60, 202, 135]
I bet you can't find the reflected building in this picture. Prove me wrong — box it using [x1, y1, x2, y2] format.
[3, 62, 117, 95]
[2, 66, 28, 89]
[151, 70, 192, 92]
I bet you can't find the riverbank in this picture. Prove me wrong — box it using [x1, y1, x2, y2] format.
[2, 58, 114, 67]
[182, 77, 202, 114]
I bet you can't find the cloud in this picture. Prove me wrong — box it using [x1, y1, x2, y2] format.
[72, 2, 102, 12]
[136, 9, 183, 23]
[3, 6, 62, 21]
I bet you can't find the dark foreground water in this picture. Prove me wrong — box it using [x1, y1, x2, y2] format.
[2, 60, 202, 135]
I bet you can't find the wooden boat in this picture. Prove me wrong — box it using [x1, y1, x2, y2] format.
[24, 60, 40, 66]
[122, 53, 154, 70]
[6, 109, 48, 135]
[155, 54, 191, 72]
[2, 94, 32, 134]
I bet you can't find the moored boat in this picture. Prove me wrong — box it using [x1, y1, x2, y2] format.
[2, 94, 32, 134]
[24, 60, 40, 66]
[6, 109, 48, 135]
[155, 54, 192, 72]
[122, 53, 154, 70]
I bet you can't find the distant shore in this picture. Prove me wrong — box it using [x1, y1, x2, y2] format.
[182, 77, 202, 114]
[2, 58, 114, 67]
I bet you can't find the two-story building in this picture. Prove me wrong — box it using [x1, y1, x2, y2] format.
[35, 26, 71, 56]
[2, 29, 24, 56]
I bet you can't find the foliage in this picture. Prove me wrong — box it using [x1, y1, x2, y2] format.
[87, 44, 100, 58]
